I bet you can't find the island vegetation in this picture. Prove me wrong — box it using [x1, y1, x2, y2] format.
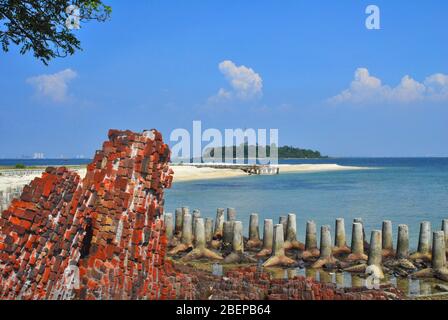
[204, 143, 327, 160]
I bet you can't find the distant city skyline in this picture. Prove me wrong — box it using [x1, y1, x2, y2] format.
[1, 0, 447, 157]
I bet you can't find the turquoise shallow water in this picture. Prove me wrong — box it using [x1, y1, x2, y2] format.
[165, 158, 448, 249]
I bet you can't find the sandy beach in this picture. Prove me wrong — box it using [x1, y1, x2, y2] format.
[277, 163, 368, 173]
[172, 163, 368, 182]
[0, 172, 43, 192]
[172, 165, 248, 182]
[0, 168, 87, 193]
[0, 164, 367, 191]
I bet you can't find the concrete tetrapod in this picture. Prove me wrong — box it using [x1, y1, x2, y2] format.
[205, 218, 214, 244]
[262, 224, 296, 268]
[312, 225, 338, 269]
[410, 221, 432, 261]
[222, 221, 235, 244]
[227, 208, 236, 221]
[279, 216, 288, 239]
[443, 219, 448, 255]
[347, 222, 368, 261]
[210, 208, 225, 249]
[354, 218, 370, 250]
[192, 209, 201, 240]
[301, 220, 320, 260]
[223, 221, 256, 264]
[384, 224, 416, 273]
[213, 208, 225, 238]
[396, 224, 409, 259]
[413, 231, 448, 282]
[164, 212, 178, 247]
[283, 213, 305, 251]
[256, 219, 274, 257]
[382, 220, 395, 258]
[333, 218, 351, 256]
[174, 208, 183, 236]
[181, 218, 223, 262]
[169, 213, 193, 254]
[246, 213, 262, 249]
[367, 230, 384, 279]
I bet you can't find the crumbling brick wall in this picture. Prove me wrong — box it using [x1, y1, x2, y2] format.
[0, 129, 194, 300]
[0, 167, 80, 299]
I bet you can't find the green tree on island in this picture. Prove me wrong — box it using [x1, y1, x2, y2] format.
[0, 0, 111, 64]
[206, 144, 326, 160]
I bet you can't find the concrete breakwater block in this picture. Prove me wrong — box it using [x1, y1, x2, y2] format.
[169, 204, 448, 284]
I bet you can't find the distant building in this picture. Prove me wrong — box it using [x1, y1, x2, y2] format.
[33, 153, 45, 159]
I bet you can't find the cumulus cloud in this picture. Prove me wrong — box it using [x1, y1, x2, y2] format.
[424, 73, 448, 101]
[210, 60, 263, 102]
[329, 68, 448, 105]
[27, 69, 77, 103]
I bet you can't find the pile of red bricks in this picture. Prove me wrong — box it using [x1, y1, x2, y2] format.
[207, 267, 402, 300]
[0, 129, 194, 300]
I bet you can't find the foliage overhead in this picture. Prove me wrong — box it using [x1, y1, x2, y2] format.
[0, 0, 111, 64]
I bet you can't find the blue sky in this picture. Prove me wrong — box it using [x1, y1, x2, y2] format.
[0, 0, 447, 158]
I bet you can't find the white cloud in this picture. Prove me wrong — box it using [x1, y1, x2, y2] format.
[329, 68, 448, 105]
[424, 73, 448, 101]
[392, 75, 426, 103]
[215, 88, 233, 100]
[27, 69, 77, 103]
[210, 60, 263, 102]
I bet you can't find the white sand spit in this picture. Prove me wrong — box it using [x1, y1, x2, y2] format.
[172, 164, 369, 183]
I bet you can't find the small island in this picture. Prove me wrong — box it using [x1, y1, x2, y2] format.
[205, 143, 327, 160]
[278, 145, 327, 159]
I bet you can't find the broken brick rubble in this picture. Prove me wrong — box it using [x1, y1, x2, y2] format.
[0, 129, 193, 300]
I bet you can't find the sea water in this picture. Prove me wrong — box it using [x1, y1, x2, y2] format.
[165, 158, 448, 249]
[2, 157, 446, 248]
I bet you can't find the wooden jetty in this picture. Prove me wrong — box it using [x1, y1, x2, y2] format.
[191, 163, 280, 175]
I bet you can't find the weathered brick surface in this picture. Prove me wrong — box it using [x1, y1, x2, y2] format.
[204, 267, 402, 300]
[0, 129, 194, 300]
[0, 167, 80, 299]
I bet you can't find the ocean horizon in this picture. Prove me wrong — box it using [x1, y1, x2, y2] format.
[1, 156, 447, 166]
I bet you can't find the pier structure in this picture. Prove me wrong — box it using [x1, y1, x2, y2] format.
[189, 163, 280, 175]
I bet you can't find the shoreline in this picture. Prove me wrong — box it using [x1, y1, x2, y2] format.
[0, 167, 87, 192]
[172, 163, 371, 182]
[277, 163, 370, 173]
[0, 164, 369, 190]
